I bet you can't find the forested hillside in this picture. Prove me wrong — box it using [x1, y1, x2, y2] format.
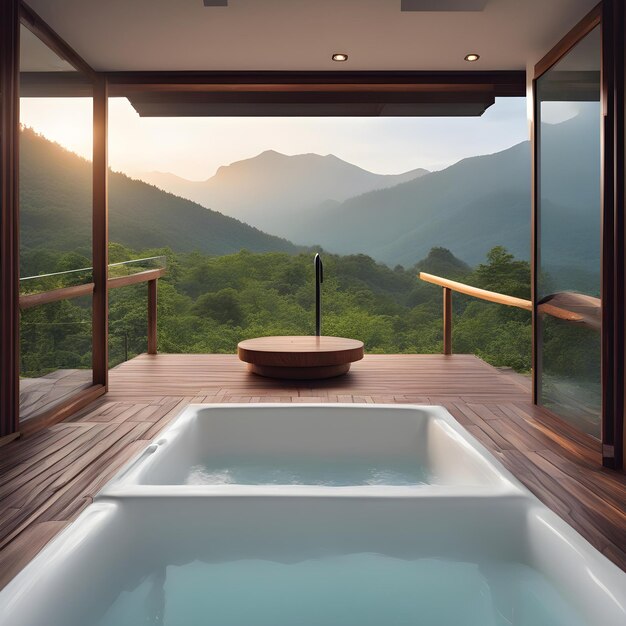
[20, 128, 301, 271]
[21, 244, 533, 376]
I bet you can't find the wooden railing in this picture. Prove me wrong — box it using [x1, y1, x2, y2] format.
[419, 272, 600, 355]
[19, 266, 166, 355]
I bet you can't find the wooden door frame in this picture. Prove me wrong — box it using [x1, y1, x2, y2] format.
[532, 1, 625, 470]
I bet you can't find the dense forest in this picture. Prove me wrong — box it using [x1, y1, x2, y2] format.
[20, 243, 532, 376]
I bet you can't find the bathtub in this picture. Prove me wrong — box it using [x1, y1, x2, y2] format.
[102, 404, 517, 495]
[1, 496, 624, 626]
[1, 403, 625, 626]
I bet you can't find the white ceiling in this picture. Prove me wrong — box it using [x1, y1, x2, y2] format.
[25, 0, 599, 72]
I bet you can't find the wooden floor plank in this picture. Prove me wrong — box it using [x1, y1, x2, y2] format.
[0, 352, 624, 591]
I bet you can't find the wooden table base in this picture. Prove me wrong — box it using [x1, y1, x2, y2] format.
[238, 336, 364, 381]
[247, 362, 351, 380]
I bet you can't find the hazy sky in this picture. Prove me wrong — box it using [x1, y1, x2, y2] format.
[20, 96, 528, 180]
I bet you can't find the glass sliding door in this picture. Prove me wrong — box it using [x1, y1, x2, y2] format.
[19, 25, 94, 423]
[535, 25, 602, 437]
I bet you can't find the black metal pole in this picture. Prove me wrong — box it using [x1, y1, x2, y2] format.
[314, 253, 323, 336]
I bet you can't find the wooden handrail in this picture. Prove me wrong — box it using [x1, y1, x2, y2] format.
[419, 272, 532, 311]
[420, 270, 531, 355]
[19, 267, 165, 355]
[19, 283, 95, 309]
[419, 272, 601, 355]
[19, 267, 166, 308]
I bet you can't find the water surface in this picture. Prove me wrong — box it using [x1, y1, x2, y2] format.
[185, 457, 431, 486]
[97, 553, 588, 626]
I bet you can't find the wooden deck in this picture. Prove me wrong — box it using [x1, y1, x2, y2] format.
[0, 353, 624, 590]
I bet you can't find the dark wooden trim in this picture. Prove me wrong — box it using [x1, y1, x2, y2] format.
[600, 0, 616, 468]
[19, 384, 105, 437]
[92, 76, 108, 389]
[19, 283, 94, 309]
[147, 279, 158, 355]
[534, 3, 602, 79]
[107, 268, 165, 290]
[108, 71, 523, 117]
[106, 70, 526, 97]
[117, 83, 498, 94]
[19, 2, 96, 79]
[531, 79, 540, 406]
[0, 0, 21, 438]
[616, 0, 626, 472]
[606, 0, 625, 471]
[443, 287, 452, 355]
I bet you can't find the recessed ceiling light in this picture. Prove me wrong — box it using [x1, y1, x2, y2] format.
[332, 53, 348, 62]
[464, 53, 480, 62]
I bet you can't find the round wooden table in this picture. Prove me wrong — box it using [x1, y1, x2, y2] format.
[237, 336, 364, 380]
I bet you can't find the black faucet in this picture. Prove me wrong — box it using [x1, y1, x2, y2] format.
[314, 253, 323, 336]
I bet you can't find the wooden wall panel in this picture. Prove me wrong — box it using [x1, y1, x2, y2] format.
[0, 0, 20, 438]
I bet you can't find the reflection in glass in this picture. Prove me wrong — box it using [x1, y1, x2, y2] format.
[536, 26, 601, 436]
[19, 25, 94, 421]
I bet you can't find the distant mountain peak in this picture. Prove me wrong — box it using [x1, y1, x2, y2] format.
[256, 149, 287, 158]
[137, 150, 430, 239]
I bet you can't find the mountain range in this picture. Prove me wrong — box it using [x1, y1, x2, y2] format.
[138, 151, 428, 239]
[141, 110, 598, 273]
[21, 109, 599, 283]
[294, 108, 597, 273]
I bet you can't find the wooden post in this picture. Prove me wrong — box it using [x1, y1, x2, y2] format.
[443, 287, 452, 355]
[92, 75, 109, 387]
[0, 0, 20, 437]
[147, 279, 158, 355]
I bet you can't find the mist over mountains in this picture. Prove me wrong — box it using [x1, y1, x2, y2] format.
[139, 151, 428, 239]
[22, 108, 599, 284]
[140, 109, 598, 275]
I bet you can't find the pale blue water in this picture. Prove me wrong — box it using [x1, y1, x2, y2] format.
[184, 457, 431, 486]
[96, 553, 588, 626]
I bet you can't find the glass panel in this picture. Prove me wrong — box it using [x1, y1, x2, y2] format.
[107, 256, 166, 367]
[19, 26, 93, 421]
[108, 255, 167, 279]
[109, 285, 148, 368]
[19, 295, 93, 422]
[20, 266, 92, 295]
[536, 26, 601, 437]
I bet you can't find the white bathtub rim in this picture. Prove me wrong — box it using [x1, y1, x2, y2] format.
[1, 496, 625, 626]
[100, 403, 525, 497]
[99, 483, 522, 499]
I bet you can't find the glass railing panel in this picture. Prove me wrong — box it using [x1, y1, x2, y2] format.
[19, 266, 93, 296]
[109, 285, 148, 368]
[19, 294, 93, 422]
[107, 255, 167, 279]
